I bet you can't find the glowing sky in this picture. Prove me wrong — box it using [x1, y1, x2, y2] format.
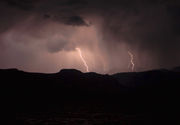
[0, 0, 180, 74]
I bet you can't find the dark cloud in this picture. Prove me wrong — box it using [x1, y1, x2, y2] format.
[64, 16, 89, 26]
[43, 14, 89, 26]
[0, 0, 180, 73]
[66, 0, 88, 6]
[5, 0, 36, 10]
[90, 0, 180, 70]
[3, 0, 89, 26]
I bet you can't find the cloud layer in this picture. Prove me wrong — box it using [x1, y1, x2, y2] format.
[0, 0, 180, 73]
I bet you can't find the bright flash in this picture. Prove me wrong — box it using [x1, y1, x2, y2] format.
[128, 51, 135, 72]
[76, 48, 89, 72]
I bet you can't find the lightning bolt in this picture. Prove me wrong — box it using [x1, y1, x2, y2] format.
[128, 51, 135, 72]
[76, 48, 89, 72]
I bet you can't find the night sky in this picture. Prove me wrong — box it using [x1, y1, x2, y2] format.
[0, 0, 180, 74]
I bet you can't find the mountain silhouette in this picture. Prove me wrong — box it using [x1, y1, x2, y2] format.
[1, 67, 180, 125]
[173, 66, 180, 72]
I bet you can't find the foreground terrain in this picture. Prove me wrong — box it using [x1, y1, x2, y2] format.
[1, 67, 180, 125]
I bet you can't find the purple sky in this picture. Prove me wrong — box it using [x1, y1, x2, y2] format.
[0, 0, 180, 74]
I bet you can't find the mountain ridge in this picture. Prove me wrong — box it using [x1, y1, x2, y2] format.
[2, 67, 180, 125]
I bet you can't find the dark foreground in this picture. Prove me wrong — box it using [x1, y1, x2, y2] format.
[1, 67, 180, 125]
[16, 112, 159, 125]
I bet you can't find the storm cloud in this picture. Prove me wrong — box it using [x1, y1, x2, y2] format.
[0, 0, 180, 73]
